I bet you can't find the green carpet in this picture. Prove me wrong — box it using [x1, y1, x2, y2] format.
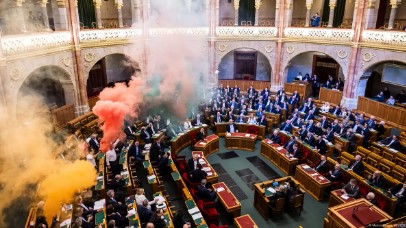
[179, 137, 329, 228]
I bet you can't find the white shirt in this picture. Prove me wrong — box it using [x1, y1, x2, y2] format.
[395, 188, 405, 198]
[247, 118, 257, 125]
[321, 105, 330, 113]
[183, 121, 192, 130]
[86, 154, 96, 167]
[229, 124, 235, 133]
[106, 149, 117, 165]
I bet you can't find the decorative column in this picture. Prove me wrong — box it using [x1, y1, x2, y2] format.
[352, 0, 358, 29]
[93, 0, 103, 28]
[364, 0, 377, 29]
[14, 0, 27, 33]
[254, 0, 262, 26]
[115, 0, 124, 28]
[0, 34, 7, 110]
[305, 0, 313, 27]
[131, 0, 141, 26]
[275, 0, 280, 27]
[272, 0, 285, 92]
[388, 0, 401, 29]
[285, 0, 293, 27]
[56, 0, 69, 30]
[215, 0, 220, 26]
[38, 0, 51, 31]
[327, 0, 337, 28]
[234, 0, 239, 26]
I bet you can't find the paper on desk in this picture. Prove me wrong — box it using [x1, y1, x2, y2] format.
[277, 147, 283, 150]
[96, 175, 103, 181]
[341, 194, 349, 200]
[202, 124, 208, 127]
[154, 134, 160, 137]
[188, 207, 199, 215]
[144, 143, 152, 149]
[127, 208, 136, 216]
[147, 175, 156, 181]
[192, 212, 203, 220]
[200, 142, 207, 145]
[154, 195, 165, 204]
[207, 172, 213, 176]
[178, 133, 184, 136]
[142, 150, 149, 154]
[226, 133, 231, 136]
[302, 165, 311, 169]
[216, 187, 225, 192]
[245, 134, 250, 137]
[267, 187, 276, 193]
[199, 159, 206, 164]
[60, 219, 71, 226]
[202, 167, 211, 172]
[311, 173, 318, 176]
[319, 176, 326, 180]
[156, 203, 167, 209]
[121, 170, 129, 176]
[94, 199, 105, 211]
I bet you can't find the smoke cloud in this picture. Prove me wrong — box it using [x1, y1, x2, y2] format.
[0, 95, 96, 227]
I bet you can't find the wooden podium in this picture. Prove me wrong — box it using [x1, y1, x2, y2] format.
[324, 199, 392, 228]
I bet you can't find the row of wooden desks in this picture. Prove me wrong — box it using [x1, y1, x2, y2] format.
[171, 126, 208, 154]
[194, 134, 220, 157]
[212, 182, 241, 217]
[294, 164, 331, 201]
[260, 139, 299, 175]
[192, 151, 219, 183]
[225, 133, 257, 151]
[234, 214, 258, 228]
[215, 123, 265, 139]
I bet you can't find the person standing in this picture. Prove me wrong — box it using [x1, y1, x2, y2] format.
[310, 13, 321, 27]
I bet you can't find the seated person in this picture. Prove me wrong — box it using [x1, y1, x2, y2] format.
[389, 182, 406, 204]
[347, 155, 365, 176]
[280, 119, 293, 133]
[380, 135, 401, 150]
[324, 127, 334, 143]
[247, 114, 257, 125]
[106, 190, 127, 216]
[192, 114, 204, 126]
[236, 114, 246, 123]
[186, 154, 199, 173]
[109, 175, 126, 202]
[314, 135, 326, 155]
[74, 207, 94, 228]
[214, 112, 223, 125]
[368, 171, 385, 188]
[150, 138, 165, 163]
[341, 179, 360, 198]
[286, 180, 298, 203]
[173, 211, 191, 228]
[149, 209, 167, 228]
[226, 119, 237, 133]
[135, 189, 158, 209]
[197, 179, 217, 202]
[128, 140, 144, 162]
[283, 136, 296, 153]
[269, 185, 287, 207]
[106, 204, 128, 228]
[375, 91, 385, 102]
[158, 152, 171, 175]
[313, 155, 329, 174]
[288, 144, 301, 159]
[375, 121, 386, 140]
[190, 163, 207, 183]
[258, 115, 268, 127]
[366, 192, 377, 205]
[320, 102, 330, 113]
[196, 128, 205, 141]
[140, 127, 152, 144]
[299, 125, 308, 141]
[305, 120, 315, 133]
[124, 124, 137, 140]
[268, 130, 281, 144]
[327, 164, 342, 182]
[183, 118, 193, 130]
[304, 132, 316, 147]
[313, 122, 323, 136]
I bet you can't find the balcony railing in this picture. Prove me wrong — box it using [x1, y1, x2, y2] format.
[216, 26, 277, 38]
[148, 27, 209, 37]
[362, 30, 406, 46]
[79, 29, 142, 44]
[1, 32, 72, 56]
[284, 27, 354, 42]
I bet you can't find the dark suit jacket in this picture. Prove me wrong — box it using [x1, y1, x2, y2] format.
[225, 114, 234, 122]
[196, 132, 205, 141]
[89, 138, 100, 152]
[150, 142, 164, 162]
[328, 169, 342, 182]
[390, 184, 406, 203]
[280, 123, 293, 132]
[306, 123, 315, 133]
[214, 115, 223, 124]
[299, 105, 309, 113]
[368, 175, 385, 188]
[124, 126, 136, 139]
[186, 158, 198, 172]
[348, 160, 365, 175]
[190, 169, 207, 183]
[305, 136, 315, 147]
[325, 131, 334, 142]
[259, 118, 268, 126]
[315, 139, 326, 154]
[149, 213, 166, 228]
[303, 113, 314, 121]
[330, 108, 341, 115]
[320, 120, 330, 129]
[269, 134, 281, 144]
[226, 124, 237, 133]
[128, 144, 144, 159]
[299, 129, 308, 141]
[140, 130, 151, 142]
[315, 161, 329, 174]
[197, 185, 216, 201]
[269, 191, 287, 207]
[292, 149, 301, 159]
[342, 183, 359, 198]
[313, 127, 323, 136]
[382, 138, 401, 150]
[283, 139, 296, 153]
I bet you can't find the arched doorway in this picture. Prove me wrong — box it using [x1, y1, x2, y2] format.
[285, 51, 344, 86]
[218, 48, 272, 81]
[18, 66, 74, 108]
[86, 54, 141, 98]
[356, 60, 406, 100]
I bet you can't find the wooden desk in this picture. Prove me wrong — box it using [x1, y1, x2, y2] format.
[192, 151, 219, 183]
[294, 164, 331, 201]
[225, 133, 257, 151]
[260, 139, 299, 175]
[153, 192, 174, 228]
[171, 126, 208, 154]
[329, 189, 355, 208]
[234, 214, 258, 228]
[325, 198, 392, 228]
[185, 199, 206, 227]
[254, 176, 303, 220]
[212, 182, 241, 217]
[152, 131, 165, 144]
[194, 134, 219, 157]
[215, 123, 265, 139]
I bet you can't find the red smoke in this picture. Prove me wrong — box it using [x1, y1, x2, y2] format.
[93, 76, 145, 152]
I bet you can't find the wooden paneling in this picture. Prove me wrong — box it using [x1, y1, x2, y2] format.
[284, 82, 312, 99]
[51, 104, 75, 128]
[318, 87, 343, 106]
[218, 80, 270, 92]
[358, 96, 406, 128]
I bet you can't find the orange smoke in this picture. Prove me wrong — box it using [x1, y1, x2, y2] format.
[93, 76, 145, 152]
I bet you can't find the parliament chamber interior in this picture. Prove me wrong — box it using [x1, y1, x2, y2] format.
[1, 0, 406, 227]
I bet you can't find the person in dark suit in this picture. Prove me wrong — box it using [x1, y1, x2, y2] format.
[324, 127, 335, 143]
[299, 103, 310, 114]
[190, 163, 207, 183]
[366, 192, 377, 206]
[299, 125, 308, 141]
[109, 175, 126, 202]
[375, 121, 386, 140]
[192, 114, 204, 126]
[314, 135, 326, 155]
[320, 116, 330, 129]
[258, 115, 268, 127]
[327, 164, 342, 182]
[140, 127, 152, 144]
[138, 200, 153, 226]
[313, 122, 323, 136]
[368, 171, 385, 188]
[303, 110, 315, 122]
[88, 134, 100, 152]
[306, 120, 315, 133]
[286, 180, 298, 203]
[381, 135, 401, 150]
[225, 111, 234, 122]
[366, 116, 376, 129]
[124, 125, 137, 140]
[269, 130, 281, 144]
[341, 179, 360, 198]
[289, 144, 301, 159]
[150, 138, 165, 163]
[149, 209, 166, 228]
[361, 123, 370, 147]
[292, 115, 303, 128]
[304, 132, 316, 147]
[226, 119, 237, 133]
[343, 129, 356, 153]
[314, 155, 329, 174]
[128, 141, 144, 162]
[331, 119, 340, 133]
[196, 128, 205, 141]
[348, 155, 365, 176]
[106, 190, 127, 216]
[106, 204, 128, 228]
[197, 179, 217, 202]
[389, 183, 406, 204]
[74, 207, 94, 228]
[186, 154, 199, 173]
[269, 185, 287, 207]
[75, 196, 96, 218]
[330, 106, 341, 116]
[283, 136, 296, 153]
[158, 152, 171, 175]
[214, 112, 223, 125]
[280, 120, 293, 133]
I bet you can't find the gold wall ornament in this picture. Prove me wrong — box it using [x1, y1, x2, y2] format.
[218, 43, 229, 52]
[38, 0, 48, 8]
[15, 0, 25, 7]
[336, 50, 348, 59]
[62, 57, 71, 67]
[233, 0, 239, 9]
[93, 0, 102, 8]
[10, 68, 21, 81]
[363, 52, 374, 62]
[264, 44, 273, 53]
[286, 46, 295, 54]
[84, 52, 95, 62]
[56, 0, 66, 7]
